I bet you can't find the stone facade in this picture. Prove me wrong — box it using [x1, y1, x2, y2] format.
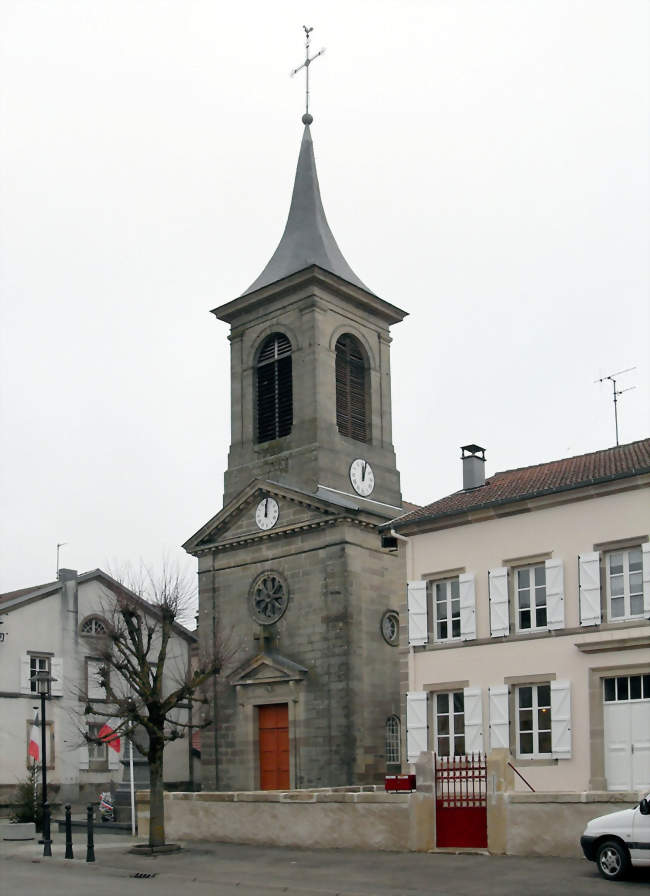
[184, 129, 408, 791]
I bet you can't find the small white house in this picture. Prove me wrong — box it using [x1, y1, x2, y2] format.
[0, 568, 196, 806]
[389, 439, 650, 793]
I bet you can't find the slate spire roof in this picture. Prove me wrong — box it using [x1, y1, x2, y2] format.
[243, 124, 370, 296]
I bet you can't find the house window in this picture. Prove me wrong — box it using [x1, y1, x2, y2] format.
[30, 656, 51, 695]
[516, 684, 551, 758]
[256, 333, 293, 443]
[335, 334, 368, 442]
[433, 579, 461, 641]
[385, 716, 401, 764]
[80, 616, 107, 636]
[606, 547, 644, 621]
[87, 659, 106, 701]
[87, 723, 108, 770]
[515, 564, 547, 631]
[603, 674, 650, 702]
[434, 691, 465, 757]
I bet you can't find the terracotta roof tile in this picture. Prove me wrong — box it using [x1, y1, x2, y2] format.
[394, 438, 650, 529]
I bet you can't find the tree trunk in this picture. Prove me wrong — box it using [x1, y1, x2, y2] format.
[148, 739, 165, 847]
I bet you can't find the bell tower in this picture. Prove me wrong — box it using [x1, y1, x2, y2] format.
[185, 38, 408, 791]
[216, 123, 406, 510]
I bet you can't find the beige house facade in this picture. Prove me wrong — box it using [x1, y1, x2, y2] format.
[0, 568, 195, 806]
[390, 439, 650, 793]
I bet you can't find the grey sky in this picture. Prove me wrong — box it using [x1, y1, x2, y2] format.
[1, 1, 648, 593]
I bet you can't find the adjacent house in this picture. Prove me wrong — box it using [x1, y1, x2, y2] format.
[0, 568, 196, 805]
[390, 439, 650, 792]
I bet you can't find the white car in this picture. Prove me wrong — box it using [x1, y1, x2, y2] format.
[580, 794, 650, 880]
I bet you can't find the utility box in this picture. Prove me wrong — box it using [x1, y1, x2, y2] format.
[385, 774, 416, 793]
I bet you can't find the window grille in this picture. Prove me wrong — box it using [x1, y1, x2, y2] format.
[80, 616, 107, 635]
[385, 715, 401, 764]
[256, 333, 293, 443]
[335, 335, 368, 442]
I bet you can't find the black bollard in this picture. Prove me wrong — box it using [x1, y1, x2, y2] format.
[64, 804, 73, 859]
[42, 801, 52, 857]
[86, 804, 95, 863]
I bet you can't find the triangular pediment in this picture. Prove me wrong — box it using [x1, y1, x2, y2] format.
[229, 650, 307, 687]
[182, 479, 360, 555]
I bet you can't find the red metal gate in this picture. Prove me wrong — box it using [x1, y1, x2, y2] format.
[435, 753, 487, 848]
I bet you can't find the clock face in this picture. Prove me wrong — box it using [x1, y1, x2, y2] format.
[255, 497, 279, 530]
[349, 458, 375, 496]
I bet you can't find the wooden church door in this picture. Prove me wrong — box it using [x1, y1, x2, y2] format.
[258, 703, 290, 790]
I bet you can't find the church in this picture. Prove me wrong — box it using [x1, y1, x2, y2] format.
[183, 104, 410, 790]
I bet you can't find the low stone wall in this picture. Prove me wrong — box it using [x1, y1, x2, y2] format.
[504, 790, 643, 858]
[135, 770, 644, 857]
[137, 787, 411, 851]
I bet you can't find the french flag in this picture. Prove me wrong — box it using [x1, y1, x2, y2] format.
[98, 720, 121, 754]
[28, 710, 40, 762]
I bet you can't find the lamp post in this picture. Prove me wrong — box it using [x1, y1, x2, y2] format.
[33, 669, 54, 856]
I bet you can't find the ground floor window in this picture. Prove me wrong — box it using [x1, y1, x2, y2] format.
[434, 691, 465, 757]
[516, 684, 551, 758]
[30, 655, 51, 694]
[87, 722, 108, 770]
[385, 715, 400, 764]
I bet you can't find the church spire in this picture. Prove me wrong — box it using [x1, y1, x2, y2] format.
[243, 124, 370, 296]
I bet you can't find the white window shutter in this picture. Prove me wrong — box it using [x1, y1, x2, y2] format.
[79, 740, 89, 770]
[489, 568, 509, 637]
[459, 573, 476, 641]
[108, 740, 122, 771]
[407, 581, 428, 647]
[579, 552, 601, 625]
[20, 656, 31, 694]
[488, 685, 510, 751]
[642, 543, 650, 617]
[545, 558, 565, 630]
[50, 658, 63, 696]
[463, 687, 483, 753]
[551, 680, 572, 759]
[406, 691, 428, 763]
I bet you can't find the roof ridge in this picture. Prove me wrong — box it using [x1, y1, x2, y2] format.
[492, 437, 650, 478]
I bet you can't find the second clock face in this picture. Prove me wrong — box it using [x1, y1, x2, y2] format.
[349, 458, 375, 496]
[255, 497, 279, 530]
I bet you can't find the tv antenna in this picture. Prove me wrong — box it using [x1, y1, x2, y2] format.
[594, 368, 636, 446]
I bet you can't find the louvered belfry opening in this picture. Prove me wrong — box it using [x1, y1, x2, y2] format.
[335, 334, 369, 442]
[256, 333, 293, 443]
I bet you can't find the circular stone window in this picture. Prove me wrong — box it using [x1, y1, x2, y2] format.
[380, 610, 400, 646]
[248, 571, 289, 625]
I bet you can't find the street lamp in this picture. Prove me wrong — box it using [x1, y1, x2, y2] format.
[32, 669, 54, 857]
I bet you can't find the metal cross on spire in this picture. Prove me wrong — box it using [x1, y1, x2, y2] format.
[290, 25, 326, 124]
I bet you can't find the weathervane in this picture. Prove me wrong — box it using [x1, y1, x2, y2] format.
[290, 25, 326, 124]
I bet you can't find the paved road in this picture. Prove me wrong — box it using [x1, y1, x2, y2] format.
[2, 835, 649, 895]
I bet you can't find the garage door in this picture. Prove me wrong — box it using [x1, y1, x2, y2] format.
[603, 674, 650, 791]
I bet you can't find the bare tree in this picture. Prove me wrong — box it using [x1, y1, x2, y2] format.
[82, 563, 226, 849]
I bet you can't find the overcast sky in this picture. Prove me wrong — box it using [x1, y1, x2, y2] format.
[1, 1, 648, 596]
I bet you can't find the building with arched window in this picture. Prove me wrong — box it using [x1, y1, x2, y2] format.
[184, 116, 410, 791]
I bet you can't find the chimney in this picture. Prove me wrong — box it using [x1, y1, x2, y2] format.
[461, 445, 486, 490]
[58, 567, 78, 582]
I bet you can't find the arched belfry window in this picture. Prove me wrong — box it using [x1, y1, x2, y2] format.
[256, 333, 293, 443]
[335, 334, 369, 442]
